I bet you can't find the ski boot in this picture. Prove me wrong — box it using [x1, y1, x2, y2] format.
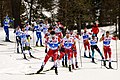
[62, 61, 65, 67]
[17, 48, 20, 53]
[89, 52, 91, 58]
[29, 52, 35, 58]
[84, 52, 87, 57]
[75, 62, 78, 68]
[23, 54, 27, 60]
[55, 67, 58, 75]
[40, 45, 44, 47]
[109, 62, 113, 69]
[103, 60, 106, 67]
[92, 58, 95, 63]
[72, 64, 75, 69]
[69, 65, 72, 72]
[36, 65, 44, 74]
[50, 65, 55, 70]
[65, 54, 68, 67]
[65, 60, 68, 67]
[36, 42, 39, 47]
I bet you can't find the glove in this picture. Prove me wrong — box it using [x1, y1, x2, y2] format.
[102, 34, 104, 36]
[13, 29, 16, 33]
[32, 29, 34, 32]
[88, 37, 91, 40]
[45, 48, 47, 53]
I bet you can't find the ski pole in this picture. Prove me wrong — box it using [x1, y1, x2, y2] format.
[78, 40, 83, 67]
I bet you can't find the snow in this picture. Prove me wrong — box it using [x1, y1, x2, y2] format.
[0, 26, 120, 80]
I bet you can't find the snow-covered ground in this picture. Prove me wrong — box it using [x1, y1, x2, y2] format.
[0, 26, 120, 80]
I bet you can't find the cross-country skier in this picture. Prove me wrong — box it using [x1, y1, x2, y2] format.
[81, 27, 92, 58]
[70, 32, 80, 69]
[25, 23, 32, 42]
[90, 34, 104, 63]
[36, 31, 60, 75]
[42, 20, 50, 34]
[44, 27, 53, 53]
[100, 31, 118, 68]
[14, 25, 22, 53]
[58, 31, 74, 72]
[3, 15, 13, 42]
[33, 23, 44, 47]
[54, 26, 63, 39]
[20, 27, 34, 59]
[91, 22, 99, 37]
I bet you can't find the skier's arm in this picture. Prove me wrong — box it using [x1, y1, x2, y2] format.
[100, 35, 104, 42]
[112, 36, 118, 40]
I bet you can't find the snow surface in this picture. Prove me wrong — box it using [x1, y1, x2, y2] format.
[0, 26, 120, 80]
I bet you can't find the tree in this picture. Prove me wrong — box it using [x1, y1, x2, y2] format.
[100, 0, 119, 26]
[0, 0, 12, 27]
[57, 0, 93, 31]
[11, 0, 21, 28]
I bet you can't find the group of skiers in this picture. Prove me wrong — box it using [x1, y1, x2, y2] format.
[3, 16, 118, 75]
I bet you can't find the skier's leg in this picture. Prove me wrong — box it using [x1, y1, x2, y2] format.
[22, 46, 27, 59]
[4, 27, 9, 41]
[64, 49, 68, 67]
[39, 32, 43, 46]
[74, 50, 78, 68]
[68, 50, 72, 72]
[71, 53, 74, 69]
[37, 49, 53, 73]
[36, 33, 39, 46]
[103, 46, 107, 66]
[84, 43, 87, 57]
[96, 46, 104, 59]
[53, 50, 58, 75]
[59, 52, 65, 60]
[6, 28, 10, 41]
[108, 47, 112, 68]
[88, 43, 91, 57]
[60, 47, 65, 67]
[91, 46, 95, 63]
[16, 36, 20, 53]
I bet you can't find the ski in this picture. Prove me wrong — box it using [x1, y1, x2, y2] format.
[94, 58, 117, 63]
[28, 56, 41, 60]
[82, 56, 117, 62]
[26, 67, 55, 75]
[102, 65, 110, 69]
[16, 58, 30, 61]
[43, 69, 51, 72]
[82, 56, 91, 59]
[43, 66, 55, 72]
[101, 64, 115, 69]
[32, 46, 44, 48]
[3, 40, 15, 43]
[91, 61, 97, 64]
[25, 72, 45, 75]
[0, 43, 6, 46]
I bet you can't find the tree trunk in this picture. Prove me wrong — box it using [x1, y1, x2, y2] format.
[0, 0, 3, 27]
[29, 0, 33, 25]
[11, 0, 21, 28]
[118, 1, 120, 40]
[77, 14, 82, 36]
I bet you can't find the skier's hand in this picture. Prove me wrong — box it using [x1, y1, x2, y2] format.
[32, 29, 34, 32]
[102, 34, 104, 37]
[115, 36, 119, 40]
[45, 48, 47, 53]
[30, 36, 32, 39]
